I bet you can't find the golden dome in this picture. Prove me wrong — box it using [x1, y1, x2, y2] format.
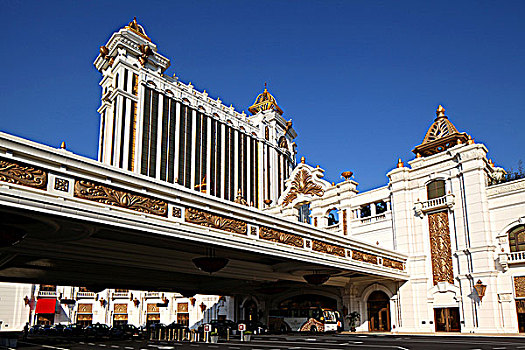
[248, 84, 283, 115]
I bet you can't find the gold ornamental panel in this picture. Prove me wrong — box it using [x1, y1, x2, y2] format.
[383, 257, 404, 270]
[342, 209, 348, 235]
[352, 250, 378, 264]
[514, 276, 525, 298]
[77, 314, 92, 321]
[312, 240, 345, 257]
[259, 226, 304, 248]
[74, 180, 168, 217]
[78, 303, 92, 314]
[147, 314, 160, 321]
[147, 303, 159, 313]
[282, 169, 324, 206]
[428, 211, 454, 285]
[185, 207, 247, 235]
[177, 302, 188, 313]
[114, 303, 128, 314]
[114, 314, 128, 321]
[0, 158, 47, 189]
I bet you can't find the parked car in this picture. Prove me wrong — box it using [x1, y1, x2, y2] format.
[84, 323, 110, 338]
[51, 324, 66, 335]
[209, 319, 237, 337]
[63, 324, 85, 337]
[109, 324, 142, 339]
[29, 325, 43, 335]
[238, 320, 267, 334]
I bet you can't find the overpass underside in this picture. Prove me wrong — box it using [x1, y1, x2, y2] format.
[0, 133, 407, 296]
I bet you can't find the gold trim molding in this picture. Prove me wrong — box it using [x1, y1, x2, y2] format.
[352, 250, 378, 264]
[383, 257, 404, 270]
[514, 276, 525, 298]
[259, 226, 304, 248]
[185, 207, 247, 235]
[74, 180, 167, 217]
[0, 158, 47, 189]
[428, 211, 454, 284]
[312, 240, 345, 257]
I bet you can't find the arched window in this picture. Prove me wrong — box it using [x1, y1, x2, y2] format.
[427, 180, 445, 200]
[328, 208, 339, 226]
[508, 225, 525, 252]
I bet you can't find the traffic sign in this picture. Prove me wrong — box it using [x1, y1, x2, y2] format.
[204, 324, 211, 332]
[238, 323, 246, 331]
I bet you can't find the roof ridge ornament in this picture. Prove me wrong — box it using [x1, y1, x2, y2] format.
[412, 105, 469, 157]
[125, 17, 151, 42]
[248, 83, 283, 116]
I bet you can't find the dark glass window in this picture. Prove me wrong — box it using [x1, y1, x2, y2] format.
[140, 89, 151, 175]
[123, 69, 129, 92]
[128, 101, 136, 171]
[509, 225, 525, 253]
[427, 180, 446, 200]
[160, 97, 170, 181]
[215, 121, 222, 198]
[360, 204, 371, 218]
[167, 100, 177, 183]
[376, 201, 387, 214]
[119, 98, 127, 168]
[194, 112, 202, 189]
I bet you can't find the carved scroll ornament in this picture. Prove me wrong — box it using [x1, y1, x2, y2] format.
[259, 226, 304, 248]
[352, 250, 378, 264]
[428, 211, 454, 285]
[74, 180, 167, 217]
[282, 169, 324, 206]
[383, 257, 404, 270]
[312, 240, 346, 257]
[0, 158, 47, 189]
[185, 207, 247, 235]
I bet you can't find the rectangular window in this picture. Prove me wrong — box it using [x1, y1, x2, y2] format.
[160, 97, 170, 181]
[224, 125, 230, 199]
[266, 145, 271, 201]
[427, 180, 446, 200]
[209, 119, 216, 196]
[119, 98, 127, 168]
[148, 91, 159, 178]
[111, 99, 118, 166]
[177, 105, 187, 185]
[141, 89, 151, 175]
[123, 69, 129, 92]
[128, 101, 137, 171]
[242, 133, 248, 202]
[200, 114, 208, 193]
[167, 100, 177, 183]
[229, 128, 235, 200]
[184, 107, 193, 189]
[194, 112, 202, 190]
[215, 121, 222, 198]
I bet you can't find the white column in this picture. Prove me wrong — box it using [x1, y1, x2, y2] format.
[221, 123, 226, 199]
[247, 135, 251, 204]
[190, 109, 197, 189]
[206, 116, 212, 194]
[173, 101, 181, 182]
[156, 94, 164, 179]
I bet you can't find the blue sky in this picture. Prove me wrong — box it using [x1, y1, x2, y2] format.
[2, 1, 524, 191]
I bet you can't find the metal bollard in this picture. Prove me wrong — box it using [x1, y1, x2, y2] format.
[227, 328, 230, 341]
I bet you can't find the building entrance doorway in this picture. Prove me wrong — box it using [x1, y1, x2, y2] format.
[434, 307, 460, 332]
[367, 291, 390, 331]
[243, 300, 258, 321]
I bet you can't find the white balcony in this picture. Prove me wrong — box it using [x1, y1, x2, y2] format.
[145, 292, 160, 299]
[112, 292, 130, 299]
[507, 251, 525, 264]
[76, 292, 96, 299]
[352, 212, 389, 225]
[38, 290, 57, 298]
[414, 194, 455, 216]
[325, 224, 340, 233]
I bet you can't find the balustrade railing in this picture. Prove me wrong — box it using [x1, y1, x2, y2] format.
[112, 292, 129, 298]
[145, 292, 160, 298]
[508, 251, 525, 263]
[356, 212, 388, 225]
[38, 290, 57, 298]
[76, 292, 96, 299]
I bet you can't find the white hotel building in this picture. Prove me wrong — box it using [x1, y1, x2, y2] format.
[0, 18, 524, 334]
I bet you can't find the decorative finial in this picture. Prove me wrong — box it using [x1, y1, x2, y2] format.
[457, 138, 463, 145]
[397, 158, 404, 168]
[341, 171, 353, 180]
[331, 182, 335, 186]
[264, 199, 272, 206]
[416, 153, 422, 158]
[60, 141, 66, 150]
[301, 156, 305, 164]
[467, 135, 474, 144]
[436, 105, 446, 118]
[264, 82, 267, 91]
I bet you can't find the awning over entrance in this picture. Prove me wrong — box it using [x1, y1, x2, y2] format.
[35, 299, 56, 314]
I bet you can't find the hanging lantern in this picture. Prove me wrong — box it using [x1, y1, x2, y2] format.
[474, 280, 487, 301]
[192, 257, 229, 273]
[303, 273, 330, 286]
